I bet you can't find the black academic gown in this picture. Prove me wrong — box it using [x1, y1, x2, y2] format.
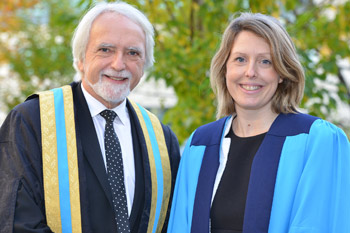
[0, 82, 180, 233]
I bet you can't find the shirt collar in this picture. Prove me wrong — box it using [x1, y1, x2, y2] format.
[224, 115, 234, 137]
[81, 83, 129, 125]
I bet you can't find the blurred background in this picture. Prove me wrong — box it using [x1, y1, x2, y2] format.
[1, 0, 349, 144]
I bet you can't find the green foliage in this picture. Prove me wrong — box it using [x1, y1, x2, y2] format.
[127, 0, 350, 143]
[0, 0, 88, 110]
[1, 0, 349, 142]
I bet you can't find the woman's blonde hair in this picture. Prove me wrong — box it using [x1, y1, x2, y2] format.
[210, 12, 305, 119]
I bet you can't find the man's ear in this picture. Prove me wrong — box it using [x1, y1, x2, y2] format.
[77, 60, 84, 73]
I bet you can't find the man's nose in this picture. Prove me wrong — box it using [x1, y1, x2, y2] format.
[111, 53, 126, 71]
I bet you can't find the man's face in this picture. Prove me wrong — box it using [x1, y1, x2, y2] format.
[78, 12, 146, 108]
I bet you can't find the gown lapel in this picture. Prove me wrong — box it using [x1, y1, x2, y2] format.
[243, 113, 319, 232]
[73, 83, 113, 207]
[191, 117, 229, 233]
[242, 128, 285, 232]
[127, 100, 147, 233]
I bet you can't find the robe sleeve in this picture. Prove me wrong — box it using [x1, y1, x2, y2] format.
[0, 101, 52, 232]
[160, 124, 181, 233]
[269, 119, 350, 233]
[167, 132, 206, 233]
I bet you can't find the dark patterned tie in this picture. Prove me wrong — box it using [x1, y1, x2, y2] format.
[100, 110, 130, 233]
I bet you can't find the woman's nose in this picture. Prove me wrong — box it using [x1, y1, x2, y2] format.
[245, 61, 257, 78]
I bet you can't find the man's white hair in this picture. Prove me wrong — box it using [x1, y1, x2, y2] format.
[71, 1, 154, 79]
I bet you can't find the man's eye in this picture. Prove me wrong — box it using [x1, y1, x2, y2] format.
[100, 48, 110, 52]
[128, 51, 139, 56]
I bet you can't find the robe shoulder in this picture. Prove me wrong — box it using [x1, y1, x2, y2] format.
[190, 117, 228, 146]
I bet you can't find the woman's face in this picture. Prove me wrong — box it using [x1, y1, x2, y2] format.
[225, 30, 282, 113]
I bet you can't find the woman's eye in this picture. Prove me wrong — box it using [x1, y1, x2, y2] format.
[235, 57, 245, 62]
[261, 59, 272, 64]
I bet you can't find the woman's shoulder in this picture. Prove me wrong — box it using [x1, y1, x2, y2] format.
[309, 117, 349, 141]
[190, 117, 230, 146]
[291, 113, 347, 138]
[274, 112, 349, 143]
[269, 113, 319, 136]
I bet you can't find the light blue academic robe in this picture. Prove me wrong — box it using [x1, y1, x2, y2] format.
[167, 113, 350, 233]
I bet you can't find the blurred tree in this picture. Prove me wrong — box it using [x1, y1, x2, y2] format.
[126, 0, 350, 143]
[0, 0, 39, 34]
[0, 0, 85, 110]
[0, 0, 349, 143]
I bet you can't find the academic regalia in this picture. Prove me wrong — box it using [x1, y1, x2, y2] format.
[0, 82, 180, 233]
[167, 113, 350, 233]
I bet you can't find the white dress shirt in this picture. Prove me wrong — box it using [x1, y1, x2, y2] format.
[81, 85, 135, 216]
[211, 116, 233, 205]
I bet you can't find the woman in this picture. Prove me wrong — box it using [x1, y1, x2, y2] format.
[167, 13, 350, 233]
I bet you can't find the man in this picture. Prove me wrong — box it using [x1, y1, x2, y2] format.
[0, 2, 180, 233]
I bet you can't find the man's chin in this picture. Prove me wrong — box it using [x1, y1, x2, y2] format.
[103, 96, 126, 105]
[100, 89, 130, 105]
[86, 78, 131, 106]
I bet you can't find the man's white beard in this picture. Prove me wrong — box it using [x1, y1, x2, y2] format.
[87, 69, 132, 105]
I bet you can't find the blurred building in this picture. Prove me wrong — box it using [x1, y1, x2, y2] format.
[128, 76, 178, 119]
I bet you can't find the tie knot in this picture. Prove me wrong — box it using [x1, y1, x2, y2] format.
[100, 109, 117, 123]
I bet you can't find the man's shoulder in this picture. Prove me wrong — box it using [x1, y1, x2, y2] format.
[126, 99, 177, 140]
[0, 96, 41, 141]
[14, 95, 40, 118]
[8, 82, 80, 127]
